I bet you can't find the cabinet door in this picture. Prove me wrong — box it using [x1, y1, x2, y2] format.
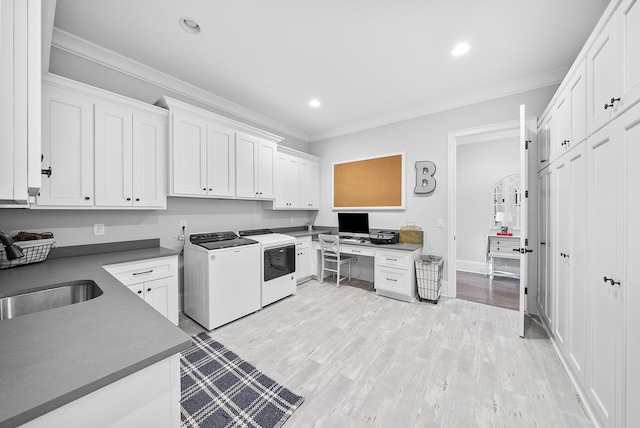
[235, 132, 258, 198]
[617, 0, 640, 113]
[554, 160, 569, 350]
[257, 139, 276, 199]
[128, 283, 145, 299]
[296, 246, 310, 282]
[144, 277, 178, 325]
[539, 115, 552, 168]
[94, 104, 133, 207]
[554, 93, 570, 160]
[273, 153, 288, 208]
[38, 90, 94, 206]
[544, 167, 556, 329]
[132, 112, 166, 207]
[587, 123, 619, 428]
[587, 17, 618, 134]
[171, 113, 207, 196]
[206, 124, 235, 197]
[536, 171, 549, 319]
[284, 156, 300, 208]
[620, 102, 640, 428]
[300, 160, 320, 209]
[566, 145, 587, 385]
[569, 61, 587, 145]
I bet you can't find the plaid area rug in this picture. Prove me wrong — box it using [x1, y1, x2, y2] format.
[180, 333, 304, 428]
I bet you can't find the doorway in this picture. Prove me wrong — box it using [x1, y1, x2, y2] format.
[447, 119, 535, 309]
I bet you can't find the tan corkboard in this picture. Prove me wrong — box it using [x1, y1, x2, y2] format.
[333, 153, 405, 209]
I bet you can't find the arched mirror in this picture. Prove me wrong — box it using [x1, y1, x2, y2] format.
[491, 173, 521, 231]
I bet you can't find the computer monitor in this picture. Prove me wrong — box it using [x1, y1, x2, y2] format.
[338, 212, 370, 237]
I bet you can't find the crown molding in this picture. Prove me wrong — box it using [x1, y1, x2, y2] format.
[50, 28, 310, 142]
[308, 67, 567, 142]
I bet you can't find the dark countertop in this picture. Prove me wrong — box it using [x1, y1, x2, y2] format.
[281, 229, 423, 252]
[0, 246, 191, 428]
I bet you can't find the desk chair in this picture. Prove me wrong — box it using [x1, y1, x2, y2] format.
[318, 234, 352, 287]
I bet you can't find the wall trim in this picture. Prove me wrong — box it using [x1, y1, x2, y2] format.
[51, 28, 310, 142]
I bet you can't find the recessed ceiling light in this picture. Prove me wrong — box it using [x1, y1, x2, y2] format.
[309, 99, 321, 108]
[451, 43, 470, 56]
[180, 17, 201, 34]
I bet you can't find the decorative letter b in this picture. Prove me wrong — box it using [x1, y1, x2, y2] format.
[414, 161, 436, 194]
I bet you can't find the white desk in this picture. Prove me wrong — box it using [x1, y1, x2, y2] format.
[486, 234, 520, 279]
[313, 239, 422, 302]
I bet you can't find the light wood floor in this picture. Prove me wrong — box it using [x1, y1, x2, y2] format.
[456, 271, 520, 311]
[178, 279, 592, 427]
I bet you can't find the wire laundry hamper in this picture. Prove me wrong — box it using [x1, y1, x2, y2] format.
[416, 255, 444, 303]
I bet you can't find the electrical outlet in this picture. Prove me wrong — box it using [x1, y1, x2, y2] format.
[437, 218, 445, 228]
[180, 220, 188, 230]
[93, 223, 105, 236]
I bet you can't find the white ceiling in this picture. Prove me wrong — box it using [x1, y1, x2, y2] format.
[52, 0, 609, 142]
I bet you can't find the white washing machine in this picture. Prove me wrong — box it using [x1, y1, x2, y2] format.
[238, 229, 297, 307]
[184, 231, 261, 330]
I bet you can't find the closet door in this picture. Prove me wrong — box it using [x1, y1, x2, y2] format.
[554, 160, 569, 350]
[566, 145, 587, 385]
[587, 123, 619, 428]
[536, 171, 549, 319]
[620, 102, 640, 427]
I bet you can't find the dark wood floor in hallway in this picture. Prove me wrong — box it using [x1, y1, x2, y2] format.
[456, 270, 519, 310]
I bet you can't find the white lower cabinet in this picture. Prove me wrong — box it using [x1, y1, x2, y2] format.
[22, 354, 180, 428]
[295, 236, 311, 283]
[104, 256, 179, 325]
[374, 248, 421, 302]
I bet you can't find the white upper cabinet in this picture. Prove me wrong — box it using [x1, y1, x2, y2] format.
[269, 147, 321, 210]
[39, 88, 94, 207]
[206, 124, 236, 198]
[617, 0, 640, 113]
[170, 112, 208, 196]
[94, 105, 165, 208]
[300, 159, 320, 209]
[158, 96, 284, 201]
[0, 0, 41, 207]
[37, 75, 167, 209]
[236, 133, 276, 200]
[587, 0, 640, 135]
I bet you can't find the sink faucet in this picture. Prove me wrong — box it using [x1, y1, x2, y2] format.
[0, 231, 24, 261]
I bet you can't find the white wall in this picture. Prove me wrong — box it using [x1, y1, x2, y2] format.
[456, 137, 519, 273]
[310, 85, 558, 295]
[0, 198, 310, 251]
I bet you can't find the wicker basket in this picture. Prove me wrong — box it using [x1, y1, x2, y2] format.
[399, 223, 422, 244]
[0, 238, 55, 269]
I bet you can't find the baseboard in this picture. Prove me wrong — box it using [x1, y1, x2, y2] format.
[456, 260, 487, 274]
[534, 307, 601, 428]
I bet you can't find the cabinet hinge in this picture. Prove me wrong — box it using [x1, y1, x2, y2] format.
[525, 190, 529, 198]
[525, 141, 528, 149]
[525, 287, 528, 295]
[525, 238, 529, 246]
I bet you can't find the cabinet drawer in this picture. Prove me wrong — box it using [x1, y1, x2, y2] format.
[375, 266, 411, 295]
[341, 245, 375, 257]
[375, 250, 413, 270]
[296, 236, 311, 250]
[104, 256, 177, 286]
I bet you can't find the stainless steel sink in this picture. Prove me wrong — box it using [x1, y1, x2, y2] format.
[0, 280, 103, 320]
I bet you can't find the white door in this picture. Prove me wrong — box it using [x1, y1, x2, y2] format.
[518, 104, 533, 338]
[587, 122, 617, 427]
